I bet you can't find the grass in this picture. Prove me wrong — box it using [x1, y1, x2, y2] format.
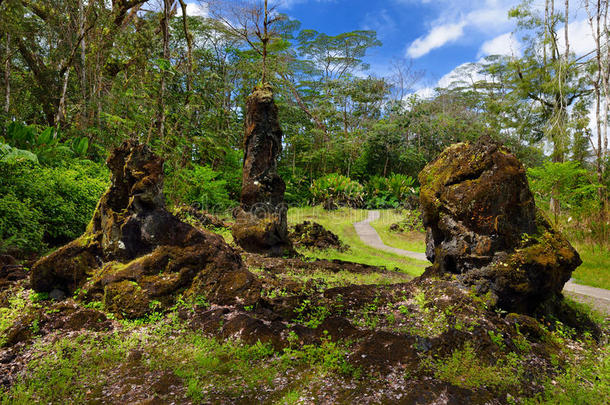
[571, 244, 610, 290]
[287, 206, 425, 277]
[369, 209, 426, 253]
[0, 311, 360, 404]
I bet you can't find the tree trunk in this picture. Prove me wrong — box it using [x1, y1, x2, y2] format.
[55, 69, 70, 126]
[79, 0, 87, 121]
[154, 0, 172, 142]
[178, 0, 193, 104]
[262, 0, 269, 84]
[4, 32, 9, 116]
[564, 0, 569, 58]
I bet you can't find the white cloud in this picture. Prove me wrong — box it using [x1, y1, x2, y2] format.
[558, 19, 595, 56]
[407, 21, 466, 58]
[178, 3, 208, 17]
[403, 0, 521, 58]
[478, 32, 521, 58]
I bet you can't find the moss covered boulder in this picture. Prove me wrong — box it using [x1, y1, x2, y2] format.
[418, 136, 581, 313]
[31, 140, 260, 318]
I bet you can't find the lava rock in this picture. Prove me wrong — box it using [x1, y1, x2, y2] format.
[31, 140, 260, 318]
[418, 136, 581, 313]
[289, 221, 347, 251]
[232, 85, 293, 257]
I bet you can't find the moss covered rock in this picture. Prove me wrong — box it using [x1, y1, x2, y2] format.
[31, 140, 260, 318]
[232, 85, 293, 256]
[418, 136, 581, 313]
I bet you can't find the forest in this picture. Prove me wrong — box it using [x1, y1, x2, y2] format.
[0, 0, 609, 404]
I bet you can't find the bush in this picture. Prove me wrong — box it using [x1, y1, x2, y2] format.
[527, 161, 607, 247]
[311, 173, 364, 209]
[0, 159, 108, 255]
[281, 167, 313, 206]
[0, 193, 45, 255]
[364, 174, 418, 209]
[165, 164, 234, 212]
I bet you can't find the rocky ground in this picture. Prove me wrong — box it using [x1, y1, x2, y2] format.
[0, 249, 607, 404]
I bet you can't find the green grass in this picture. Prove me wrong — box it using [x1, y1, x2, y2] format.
[0, 312, 358, 404]
[287, 206, 425, 277]
[369, 209, 426, 253]
[572, 245, 610, 290]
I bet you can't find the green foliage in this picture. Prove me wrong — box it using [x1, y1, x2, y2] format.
[428, 342, 522, 391]
[527, 161, 607, 247]
[524, 344, 609, 404]
[311, 173, 364, 209]
[0, 193, 45, 255]
[364, 174, 417, 208]
[165, 164, 235, 212]
[293, 299, 330, 328]
[0, 158, 108, 254]
[528, 162, 600, 214]
[0, 143, 39, 164]
[4, 122, 73, 165]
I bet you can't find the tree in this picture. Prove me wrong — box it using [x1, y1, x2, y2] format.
[207, 0, 284, 84]
[506, 0, 590, 163]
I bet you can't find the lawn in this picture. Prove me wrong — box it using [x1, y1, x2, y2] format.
[287, 206, 426, 277]
[572, 245, 610, 290]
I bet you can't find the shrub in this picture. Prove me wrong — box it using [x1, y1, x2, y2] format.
[364, 174, 417, 209]
[281, 167, 313, 206]
[527, 161, 607, 247]
[0, 193, 45, 255]
[0, 159, 108, 255]
[165, 164, 234, 212]
[310, 173, 364, 209]
[2, 122, 89, 165]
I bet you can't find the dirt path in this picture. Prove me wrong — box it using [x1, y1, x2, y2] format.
[354, 210, 610, 315]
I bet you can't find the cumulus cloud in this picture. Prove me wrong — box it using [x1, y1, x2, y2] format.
[177, 3, 208, 17]
[403, 0, 520, 58]
[558, 19, 595, 56]
[478, 32, 521, 58]
[407, 21, 466, 58]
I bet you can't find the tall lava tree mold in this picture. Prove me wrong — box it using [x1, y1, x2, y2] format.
[232, 85, 294, 256]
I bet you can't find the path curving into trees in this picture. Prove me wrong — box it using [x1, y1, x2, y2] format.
[354, 210, 610, 315]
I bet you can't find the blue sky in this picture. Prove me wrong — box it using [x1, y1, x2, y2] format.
[184, 0, 595, 93]
[277, 0, 522, 85]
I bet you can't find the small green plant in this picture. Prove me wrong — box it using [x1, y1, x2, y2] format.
[30, 292, 49, 303]
[488, 330, 506, 351]
[429, 342, 521, 391]
[294, 299, 330, 329]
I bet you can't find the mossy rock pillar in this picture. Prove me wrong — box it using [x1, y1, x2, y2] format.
[31, 140, 260, 318]
[232, 85, 294, 257]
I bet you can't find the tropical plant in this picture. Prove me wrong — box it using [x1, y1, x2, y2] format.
[165, 164, 234, 212]
[3, 122, 89, 164]
[311, 173, 364, 209]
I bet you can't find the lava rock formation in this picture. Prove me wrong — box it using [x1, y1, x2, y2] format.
[418, 136, 581, 313]
[31, 140, 259, 318]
